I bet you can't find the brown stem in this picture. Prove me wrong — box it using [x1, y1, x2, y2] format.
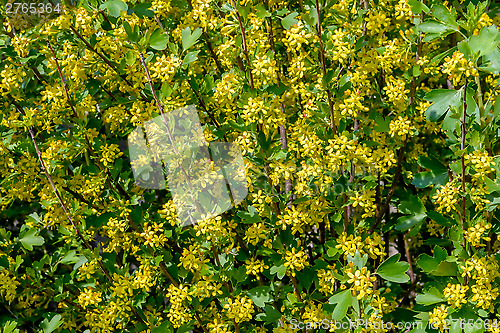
[231, 0, 254, 90]
[47, 41, 79, 119]
[69, 25, 147, 102]
[138, 51, 204, 222]
[315, 0, 337, 134]
[203, 30, 224, 75]
[264, 0, 293, 203]
[404, 236, 415, 285]
[186, 78, 221, 130]
[369, 141, 407, 234]
[461, 81, 467, 242]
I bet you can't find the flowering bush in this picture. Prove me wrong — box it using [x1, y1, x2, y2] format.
[2, 0, 500, 332]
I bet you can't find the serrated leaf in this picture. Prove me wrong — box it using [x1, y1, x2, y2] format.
[270, 264, 287, 279]
[416, 245, 447, 273]
[255, 304, 282, 324]
[347, 250, 368, 270]
[480, 47, 500, 73]
[431, 4, 459, 30]
[376, 253, 410, 283]
[237, 206, 261, 223]
[152, 321, 172, 333]
[255, 3, 271, 18]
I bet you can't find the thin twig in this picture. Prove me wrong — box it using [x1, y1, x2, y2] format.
[369, 141, 407, 234]
[461, 81, 467, 244]
[231, 0, 254, 90]
[315, 0, 337, 134]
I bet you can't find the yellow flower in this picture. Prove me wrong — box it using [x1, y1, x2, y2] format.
[443, 283, 468, 308]
[99, 143, 123, 167]
[432, 179, 460, 214]
[245, 258, 269, 279]
[243, 222, 268, 245]
[471, 284, 499, 313]
[178, 244, 209, 273]
[345, 264, 376, 299]
[223, 295, 255, 323]
[283, 247, 309, 277]
[78, 287, 102, 309]
[389, 116, 414, 139]
[429, 304, 448, 332]
[442, 51, 478, 87]
[0, 270, 20, 305]
[464, 220, 492, 247]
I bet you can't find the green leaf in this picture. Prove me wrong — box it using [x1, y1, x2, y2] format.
[411, 171, 448, 188]
[408, 0, 429, 14]
[296, 267, 315, 290]
[19, 229, 44, 251]
[132, 2, 154, 18]
[255, 304, 282, 324]
[237, 206, 261, 223]
[328, 289, 352, 321]
[2, 321, 18, 333]
[152, 321, 172, 333]
[469, 25, 499, 57]
[60, 250, 80, 265]
[125, 50, 136, 66]
[182, 27, 202, 52]
[418, 155, 447, 173]
[431, 4, 459, 30]
[416, 287, 444, 305]
[149, 29, 169, 50]
[159, 81, 173, 102]
[416, 245, 447, 273]
[270, 264, 287, 279]
[99, 0, 128, 17]
[247, 286, 272, 308]
[418, 21, 450, 34]
[395, 195, 427, 231]
[427, 210, 456, 227]
[123, 21, 139, 43]
[268, 149, 287, 160]
[376, 253, 410, 283]
[41, 314, 62, 333]
[347, 250, 368, 270]
[424, 88, 463, 122]
[480, 48, 500, 73]
[255, 4, 271, 18]
[182, 50, 200, 65]
[371, 112, 391, 132]
[281, 12, 299, 29]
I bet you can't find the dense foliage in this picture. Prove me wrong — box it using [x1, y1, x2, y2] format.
[2, 0, 500, 332]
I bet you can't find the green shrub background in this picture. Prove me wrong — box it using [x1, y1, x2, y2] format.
[2, 0, 500, 332]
